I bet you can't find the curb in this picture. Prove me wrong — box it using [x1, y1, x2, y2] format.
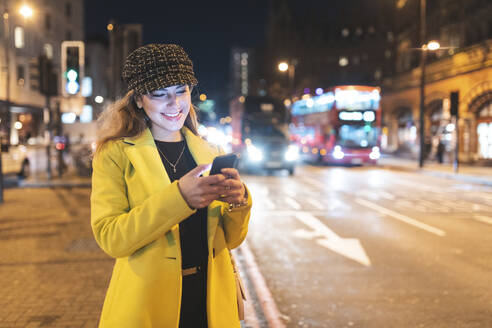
[19, 179, 91, 188]
[381, 164, 492, 187]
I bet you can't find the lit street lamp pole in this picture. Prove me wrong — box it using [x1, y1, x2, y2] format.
[1, 1, 11, 204]
[278, 60, 296, 98]
[418, 0, 427, 168]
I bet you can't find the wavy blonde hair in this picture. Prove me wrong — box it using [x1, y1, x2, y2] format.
[95, 89, 199, 155]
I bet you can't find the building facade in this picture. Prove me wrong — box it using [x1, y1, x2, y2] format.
[0, 0, 84, 145]
[107, 22, 142, 101]
[265, 0, 395, 100]
[382, 0, 492, 164]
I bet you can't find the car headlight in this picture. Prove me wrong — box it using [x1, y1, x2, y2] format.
[285, 145, 299, 161]
[332, 145, 344, 159]
[247, 144, 263, 162]
[369, 146, 380, 160]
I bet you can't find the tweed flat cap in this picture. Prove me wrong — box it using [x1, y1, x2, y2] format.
[122, 44, 198, 95]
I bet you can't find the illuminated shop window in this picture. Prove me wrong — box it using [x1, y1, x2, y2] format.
[14, 26, 25, 48]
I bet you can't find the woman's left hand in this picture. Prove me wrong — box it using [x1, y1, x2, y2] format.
[215, 168, 246, 204]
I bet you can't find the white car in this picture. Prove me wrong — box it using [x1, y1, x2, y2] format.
[1, 144, 31, 178]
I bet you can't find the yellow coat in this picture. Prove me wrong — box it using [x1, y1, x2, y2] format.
[91, 127, 252, 328]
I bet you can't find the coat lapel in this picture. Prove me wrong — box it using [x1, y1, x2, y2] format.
[123, 127, 220, 252]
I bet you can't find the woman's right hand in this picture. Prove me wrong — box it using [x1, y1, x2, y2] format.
[178, 164, 226, 209]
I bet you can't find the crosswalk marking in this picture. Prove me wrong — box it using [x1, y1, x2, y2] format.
[474, 215, 492, 225]
[306, 198, 324, 210]
[284, 196, 301, 210]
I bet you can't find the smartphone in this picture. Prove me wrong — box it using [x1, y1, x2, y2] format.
[210, 154, 239, 175]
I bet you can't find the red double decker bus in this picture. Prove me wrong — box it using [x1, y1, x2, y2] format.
[290, 85, 381, 165]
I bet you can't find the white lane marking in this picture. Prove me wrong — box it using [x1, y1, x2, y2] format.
[285, 196, 301, 210]
[306, 198, 324, 210]
[378, 191, 395, 200]
[292, 211, 371, 267]
[355, 198, 446, 237]
[474, 215, 492, 225]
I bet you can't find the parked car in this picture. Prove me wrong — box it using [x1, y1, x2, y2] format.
[1, 143, 31, 178]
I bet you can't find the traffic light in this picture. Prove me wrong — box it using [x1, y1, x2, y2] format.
[450, 91, 459, 118]
[61, 41, 84, 96]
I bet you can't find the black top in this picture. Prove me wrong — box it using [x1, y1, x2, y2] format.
[154, 139, 209, 269]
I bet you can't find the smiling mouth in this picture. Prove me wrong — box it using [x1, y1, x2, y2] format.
[162, 110, 182, 118]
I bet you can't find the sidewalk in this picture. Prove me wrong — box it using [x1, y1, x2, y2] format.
[379, 155, 492, 187]
[19, 171, 91, 188]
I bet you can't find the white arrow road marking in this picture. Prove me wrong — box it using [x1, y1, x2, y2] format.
[355, 198, 446, 237]
[292, 212, 371, 267]
[474, 215, 492, 225]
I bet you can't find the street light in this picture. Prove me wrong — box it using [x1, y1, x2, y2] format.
[278, 61, 288, 72]
[19, 4, 33, 18]
[277, 60, 296, 98]
[418, 0, 440, 168]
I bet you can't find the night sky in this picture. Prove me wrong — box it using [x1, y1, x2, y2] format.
[84, 0, 270, 112]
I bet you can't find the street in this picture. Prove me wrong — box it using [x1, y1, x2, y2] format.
[246, 165, 492, 327]
[1, 165, 492, 327]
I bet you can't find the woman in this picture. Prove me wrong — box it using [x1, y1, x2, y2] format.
[91, 43, 252, 328]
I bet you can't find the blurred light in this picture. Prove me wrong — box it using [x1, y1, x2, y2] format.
[301, 94, 311, 100]
[239, 96, 245, 103]
[332, 146, 344, 159]
[320, 149, 327, 156]
[61, 112, 77, 124]
[95, 96, 104, 104]
[278, 62, 288, 72]
[81, 77, 93, 97]
[199, 94, 207, 101]
[284, 99, 291, 107]
[312, 148, 318, 154]
[303, 88, 310, 94]
[339, 56, 349, 67]
[363, 111, 376, 122]
[14, 121, 23, 130]
[80, 105, 93, 123]
[360, 140, 368, 147]
[19, 5, 33, 18]
[66, 81, 79, 95]
[91, 142, 97, 152]
[302, 146, 309, 153]
[55, 142, 66, 151]
[107, 23, 114, 31]
[225, 116, 232, 124]
[446, 124, 455, 132]
[315, 88, 323, 95]
[247, 144, 263, 162]
[427, 41, 440, 51]
[339, 112, 363, 121]
[197, 125, 208, 136]
[285, 145, 299, 161]
[306, 99, 314, 108]
[370, 147, 380, 160]
[245, 138, 252, 145]
[67, 69, 78, 81]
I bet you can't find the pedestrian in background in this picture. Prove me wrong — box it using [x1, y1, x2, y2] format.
[90, 44, 251, 328]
